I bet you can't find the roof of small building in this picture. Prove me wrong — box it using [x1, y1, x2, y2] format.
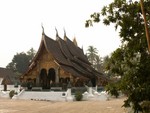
[0, 67, 17, 85]
[25, 30, 108, 81]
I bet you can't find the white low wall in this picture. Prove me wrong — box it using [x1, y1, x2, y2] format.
[0, 85, 21, 98]
[0, 86, 110, 102]
[0, 85, 20, 92]
[0, 90, 10, 98]
[0, 78, 3, 84]
[0, 85, 3, 90]
[13, 90, 68, 101]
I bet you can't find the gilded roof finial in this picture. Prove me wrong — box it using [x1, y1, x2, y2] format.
[41, 23, 45, 35]
[73, 36, 78, 46]
[55, 27, 59, 38]
[82, 45, 84, 50]
[63, 28, 67, 41]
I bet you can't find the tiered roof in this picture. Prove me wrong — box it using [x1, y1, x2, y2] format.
[0, 67, 17, 85]
[27, 30, 107, 80]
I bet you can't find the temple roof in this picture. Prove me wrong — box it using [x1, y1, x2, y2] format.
[0, 67, 18, 85]
[27, 31, 108, 80]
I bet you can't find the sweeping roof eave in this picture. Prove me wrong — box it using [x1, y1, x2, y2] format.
[23, 32, 108, 82]
[0, 67, 17, 85]
[65, 37, 90, 64]
[43, 36, 71, 67]
[95, 72, 110, 81]
[60, 65, 91, 79]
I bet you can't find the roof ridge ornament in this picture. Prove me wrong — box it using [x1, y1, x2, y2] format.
[55, 27, 59, 40]
[63, 28, 67, 41]
[73, 36, 78, 46]
[41, 23, 45, 35]
[82, 45, 84, 50]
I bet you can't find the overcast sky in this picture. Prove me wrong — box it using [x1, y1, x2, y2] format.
[0, 0, 121, 67]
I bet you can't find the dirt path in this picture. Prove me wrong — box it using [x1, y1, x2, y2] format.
[0, 97, 126, 113]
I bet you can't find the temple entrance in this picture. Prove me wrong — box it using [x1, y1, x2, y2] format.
[40, 68, 47, 89]
[48, 68, 56, 88]
[91, 78, 96, 87]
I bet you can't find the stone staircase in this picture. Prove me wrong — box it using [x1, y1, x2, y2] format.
[83, 85, 109, 101]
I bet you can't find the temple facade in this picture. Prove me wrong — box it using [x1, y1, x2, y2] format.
[21, 29, 108, 89]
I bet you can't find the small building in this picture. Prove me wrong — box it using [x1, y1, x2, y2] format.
[0, 67, 18, 91]
[22, 29, 108, 89]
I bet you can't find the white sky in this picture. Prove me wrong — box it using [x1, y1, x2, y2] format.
[0, 0, 121, 68]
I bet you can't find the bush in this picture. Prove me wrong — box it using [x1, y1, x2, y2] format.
[141, 101, 150, 113]
[21, 82, 27, 87]
[105, 83, 119, 98]
[75, 91, 83, 101]
[9, 90, 15, 98]
[27, 82, 32, 90]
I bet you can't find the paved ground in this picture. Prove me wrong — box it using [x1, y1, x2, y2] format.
[0, 97, 127, 113]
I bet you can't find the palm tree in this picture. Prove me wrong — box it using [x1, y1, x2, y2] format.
[86, 46, 98, 66]
[102, 56, 111, 73]
[94, 55, 102, 72]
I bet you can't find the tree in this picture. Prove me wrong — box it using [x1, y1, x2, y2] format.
[27, 48, 36, 59]
[86, 0, 150, 112]
[86, 46, 98, 64]
[102, 55, 115, 77]
[94, 55, 103, 72]
[102, 48, 124, 78]
[86, 46, 102, 72]
[102, 55, 110, 73]
[140, 0, 150, 52]
[27, 48, 36, 63]
[6, 48, 36, 74]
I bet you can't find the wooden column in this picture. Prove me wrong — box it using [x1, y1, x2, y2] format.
[55, 67, 60, 83]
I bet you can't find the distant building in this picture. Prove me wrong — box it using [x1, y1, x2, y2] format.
[21, 29, 108, 89]
[0, 67, 18, 90]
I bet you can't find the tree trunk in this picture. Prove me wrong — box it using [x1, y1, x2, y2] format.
[140, 0, 150, 53]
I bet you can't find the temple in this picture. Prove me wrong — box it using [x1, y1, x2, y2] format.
[0, 67, 18, 91]
[21, 29, 108, 89]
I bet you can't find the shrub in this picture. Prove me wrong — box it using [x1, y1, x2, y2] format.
[141, 101, 150, 113]
[27, 82, 32, 90]
[9, 90, 15, 98]
[75, 91, 83, 101]
[105, 83, 119, 98]
[21, 82, 27, 87]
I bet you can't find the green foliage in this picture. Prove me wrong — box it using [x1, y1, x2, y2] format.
[27, 82, 33, 90]
[6, 48, 36, 74]
[103, 48, 124, 76]
[86, 46, 98, 64]
[86, 0, 150, 112]
[75, 91, 83, 101]
[105, 82, 119, 98]
[86, 46, 102, 72]
[141, 101, 150, 113]
[27, 48, 36, 59]
[21, 82, 27, 87]
[9, 90, 15, 98]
